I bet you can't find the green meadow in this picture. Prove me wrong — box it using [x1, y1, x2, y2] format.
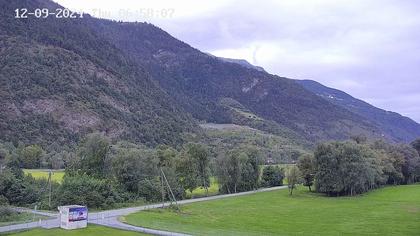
[23, 169, 65, 183]
[124, 185, 420, 236]
[186, 177, 219, 198]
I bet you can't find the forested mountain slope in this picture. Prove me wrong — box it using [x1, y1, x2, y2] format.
[1, 0, 417, 149]
[0, 0, 196, 147]
[296, 80, 420, 142]
[91, 20, 386, 143]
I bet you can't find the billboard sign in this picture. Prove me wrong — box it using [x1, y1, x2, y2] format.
[68, 207, 88, 222]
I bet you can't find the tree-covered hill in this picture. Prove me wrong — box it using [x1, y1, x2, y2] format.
[91, 19, 386, 143]
[1, 0, 418, 149]
[0, 0, 197, 147]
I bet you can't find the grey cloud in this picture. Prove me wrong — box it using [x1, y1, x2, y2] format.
[58, 0, 420, 122]
[152, 0, 420, 122]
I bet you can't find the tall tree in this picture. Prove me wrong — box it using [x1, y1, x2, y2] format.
[411, 139, 420, 156]
[286, 166, 300, 196]
[177, 151, 198, 194]
[157, 145, 177, 168]
[186, 143, 210, 196]
[297, 154, 315, 191]
[20, 145, 43, 169]
[156, 145, 182, 201]
[396, 144, 420, 184]
[215, 150, 243, 194]
[0, 148, 7, 174]
[242, 148, 261, 190]
[77, 133, 110, 178]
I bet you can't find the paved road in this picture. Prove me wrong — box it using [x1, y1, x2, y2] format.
[0, 218, 60, 233]
[13, 207, 58, 217]
[0, 186, 288, 235]
[89, 185, 288, 220]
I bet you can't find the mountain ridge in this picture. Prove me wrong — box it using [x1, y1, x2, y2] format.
[296, 79, 420, 142]
[208, 55, 420, 143]
[1, 0, 418, 148]
[90, 19, 390, 143]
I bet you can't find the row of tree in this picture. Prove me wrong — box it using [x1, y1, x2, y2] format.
[2, 132, 418, 209]
[0, 133, 287, 209]
[0, 142, 72, 170]
[294, 138, 420, 196]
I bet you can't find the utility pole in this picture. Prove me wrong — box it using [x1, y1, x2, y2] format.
[160, 168, 178, 209]
[160, 169, 165, 207]
[48, 169, 52, 209]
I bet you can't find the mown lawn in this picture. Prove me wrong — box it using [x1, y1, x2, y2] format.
[124, 184, 420, 236]
[23, 169, 65, 183]
[5, 224, 147, 236]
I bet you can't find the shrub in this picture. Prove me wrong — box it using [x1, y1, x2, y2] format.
[261, 166, 284, 187]
[0, 205, 17, 222]
[54, 174, 124, 209]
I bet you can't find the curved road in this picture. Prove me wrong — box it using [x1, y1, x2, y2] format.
[0, 186, 287, 235]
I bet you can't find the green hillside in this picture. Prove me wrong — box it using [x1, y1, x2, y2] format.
[92, 19, 387, 143]
[0, 0, 196, 147]
[1, 0, 419, 149]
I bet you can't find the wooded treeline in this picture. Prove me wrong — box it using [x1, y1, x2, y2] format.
[295, 137, 420, 196]
[0, 133, 274, 210]
[1, 133, 419, 212]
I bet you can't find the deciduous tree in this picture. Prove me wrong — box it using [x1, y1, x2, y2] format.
[297, 154, 315, 191]
[286, 166, 300, 196]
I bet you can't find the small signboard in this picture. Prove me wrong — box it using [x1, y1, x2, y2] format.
[59, 205, 88, 230]
[69, 207, 87, 222]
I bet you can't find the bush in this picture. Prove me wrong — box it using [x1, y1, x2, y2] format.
[0, 169, 39, 205]
[261, 166, 284, 187]
[0, 205, 17, 222]
[54, 174, 125, 209]
[0, 195, 9, 205]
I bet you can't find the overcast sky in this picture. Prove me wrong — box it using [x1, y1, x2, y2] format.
[55, 0, 420, 123]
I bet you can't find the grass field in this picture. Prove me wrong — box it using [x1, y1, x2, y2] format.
[5, 225, 147, 236]
[186, 177, 219, 198]
[23, 169, 65, 183]
[124, 185, 420, 236]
